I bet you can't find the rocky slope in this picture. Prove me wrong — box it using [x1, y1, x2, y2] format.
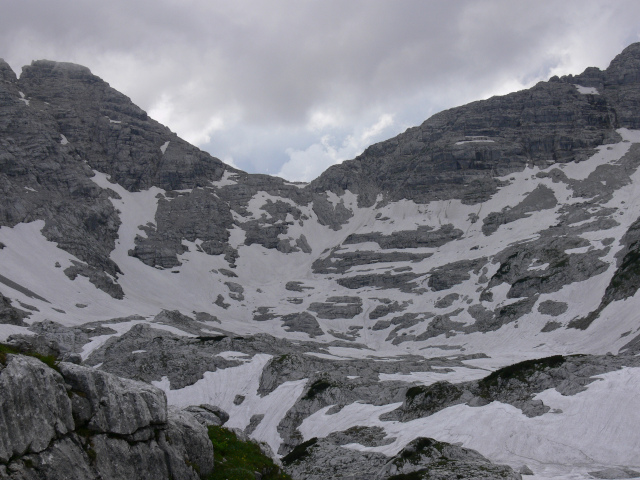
[0, 350, 213, 480]
[2, 44, 640, 479]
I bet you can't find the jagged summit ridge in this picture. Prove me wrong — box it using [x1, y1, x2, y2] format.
[311, 44, 640, 206]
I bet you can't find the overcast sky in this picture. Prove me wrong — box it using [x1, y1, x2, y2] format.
[3, 1, 640, 181]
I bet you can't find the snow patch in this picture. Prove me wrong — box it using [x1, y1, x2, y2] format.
[18, 92, 29, 106]
[455, 136, 494, 145]
[379, 366, 490, 385]
[150, 323, 197, 338]
[307, 367, 640, 478]
[60, 134, 68, 145]
[160, 141, 170, 154]
[0, 325, 34, 342]
[217, 351, 250, 360]
[211, 170, 240, 187]
[153, 354, 307, 454]
[574, 84, 599, 95]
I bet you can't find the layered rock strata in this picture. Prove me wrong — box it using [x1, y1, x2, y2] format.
[0, 353, 213, 480]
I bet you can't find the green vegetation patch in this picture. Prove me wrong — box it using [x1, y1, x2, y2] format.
[479, 355, 565, 390]
[0, 343, 59, 371]
[206, 425, 291, 480]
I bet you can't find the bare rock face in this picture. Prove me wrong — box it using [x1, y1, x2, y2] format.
[0, 354, 213, 480]
[282, 436, 522, 480]
[0, 294, 28, 326]
[310, 80, 614, 207]
[17, 60, 226, 193]
[58, 361, 167, 435]
[308, 296, 363, 319]
[0, 355, 74, 463]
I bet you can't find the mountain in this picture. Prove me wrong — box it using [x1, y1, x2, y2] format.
[2, 44, 640, 479]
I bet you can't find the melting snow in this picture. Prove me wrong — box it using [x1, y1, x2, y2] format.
[301, 367, 640, 478]
[211, 169, 240, 187]
[574, 84, 599, 95]
[160, 141, 170, 154]
[378, 366, 490, 385]
[18, 92, 29, 106]
[455, 136, 494, 145]
[60, 134, 69, 145]
[217, 351, 250, 360]
[153, 354, 307, 454]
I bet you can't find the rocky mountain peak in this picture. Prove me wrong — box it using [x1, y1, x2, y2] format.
[18, 60, 105, 103]
[605, 41, 640, 85]
[24, 59, 94, 77]
[0, 59, 16, 83]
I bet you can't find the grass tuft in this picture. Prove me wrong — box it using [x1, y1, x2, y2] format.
[0, 343, 60, 371]
[205, 425, 292, 480]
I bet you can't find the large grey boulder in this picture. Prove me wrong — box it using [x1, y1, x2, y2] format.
[0, 355, 74, 463]
[0, 354, 213, 480]
[58, 361, 167, 435]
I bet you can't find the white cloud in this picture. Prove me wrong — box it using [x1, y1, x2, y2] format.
[220, 155, 239, 170]
[277, 114, 395, 182]
[149, 94, 227, 145]
[306, 109, 346, 132]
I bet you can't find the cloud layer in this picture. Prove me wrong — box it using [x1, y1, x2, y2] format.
[3, 1, 640, 180]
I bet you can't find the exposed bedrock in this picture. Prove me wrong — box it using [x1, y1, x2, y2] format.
[282, 436, 521, 480]
[0, 294, 28, 326]
[310, 45, 640, 208]
[0, 353, 213, 480]
[130, 188, 234, 269]
[344, 224, 463, 249]
[308, 296, 363, 319]
[482, 184, 558, 235]
[312, 249, 432, 275]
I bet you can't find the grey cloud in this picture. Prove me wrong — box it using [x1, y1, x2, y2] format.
[2, 0, 640, 179]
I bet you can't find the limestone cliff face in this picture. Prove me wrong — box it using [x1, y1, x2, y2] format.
[3, 44, 639, 296]
[0, 354, 213, 480]
[310, 44, 640, 207]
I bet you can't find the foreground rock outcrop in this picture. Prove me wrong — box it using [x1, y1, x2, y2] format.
[0, 352, 213, 480]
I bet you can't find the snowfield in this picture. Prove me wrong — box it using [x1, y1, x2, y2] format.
[2, 128, 640, 478]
